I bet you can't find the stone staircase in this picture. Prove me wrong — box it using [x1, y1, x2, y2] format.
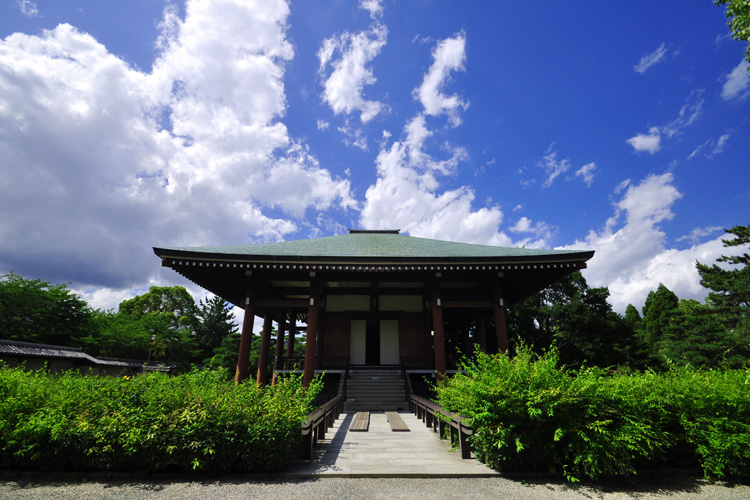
[344, 369, 409, 412]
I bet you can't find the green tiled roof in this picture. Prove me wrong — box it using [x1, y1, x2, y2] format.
[155, 231, 593, 262]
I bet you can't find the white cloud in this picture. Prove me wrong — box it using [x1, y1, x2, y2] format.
[627, 90, 704, 153]
[676, 226, 723, 244]
[721, 60, 750, 101]
[413, 32, 468, 126]
[510, 217, 554, 244]
[575, 162, 596, 187]
[16, 0, 38, 17]
[538, 149, 570, 187]
[627, 127, 662, 154]
[0, 0, 355, 310]
[633, 43, 668, 74]
[317, 119, 330, 130]
[688, 132, 731, 160]
[712, 133, 730, 155]
[337, 120, 369, 151]
[318, 23, 388, 123]
[663, 90, 703, 138]
[564, 172, 726, 313]
[359, 0, 383, 19]
[511, 217, 532, 233]
[360, 141, 509, 245]
[359, 34, 514, 248]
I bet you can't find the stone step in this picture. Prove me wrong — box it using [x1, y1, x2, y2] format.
[344, 368, 407, 412]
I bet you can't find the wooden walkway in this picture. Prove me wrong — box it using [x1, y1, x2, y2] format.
[286, 411, 499, 477]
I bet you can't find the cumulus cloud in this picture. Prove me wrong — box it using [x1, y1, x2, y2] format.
[510, 217, 554, 245]
[564, 172, 725, 313]
[633, 43, 668, 74]
[627, 127, 662, 154]
[721, 60, 750, 101]
[318, 22, 388, 124]
[413, 32, 468, 127]
[360, 33, 512, 247]
[0, 0, 354, 308]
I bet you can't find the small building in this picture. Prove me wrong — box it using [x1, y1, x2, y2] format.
[154, 230, 594, 387]
[0, 339, 171, 375]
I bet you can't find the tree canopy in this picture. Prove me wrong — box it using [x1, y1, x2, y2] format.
[0, 275, 239, 372]
[0, 272, 93, 346]
[716, 0, 750, 69]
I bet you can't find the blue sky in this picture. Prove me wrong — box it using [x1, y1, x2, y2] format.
[1, 0, 748, 315]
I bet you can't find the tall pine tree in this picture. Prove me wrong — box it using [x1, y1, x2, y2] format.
[696, 224, 750, 331]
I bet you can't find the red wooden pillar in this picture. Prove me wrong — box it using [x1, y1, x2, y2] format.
[272, 313, 286, 385]
[256, 313, 274, 385]
[491, 283, 509, 353]
[303, 280, 319, 388]
[431, 283, 446, 380]
[235, 289, 255, 386]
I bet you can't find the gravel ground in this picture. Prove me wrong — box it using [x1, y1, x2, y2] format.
[1, 476, 749, 500]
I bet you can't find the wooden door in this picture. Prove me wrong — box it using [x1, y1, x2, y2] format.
[379, 319, 400, 365]
[349, 319, 366, 365]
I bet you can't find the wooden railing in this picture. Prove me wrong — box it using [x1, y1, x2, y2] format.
[300, 394, 345, 459]
[409, 394, 474, 459]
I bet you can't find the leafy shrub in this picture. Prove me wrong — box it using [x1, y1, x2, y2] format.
[435, 347, 750, 482]
[0, 365, 321, 473]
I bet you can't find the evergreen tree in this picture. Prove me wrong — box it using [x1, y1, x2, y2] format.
[507, 272, 636, 368]
[696, 224, 750, 331]
[657, 299, 749, 369]
[194, 295, 238, 362]
[640, 283, 679, 348]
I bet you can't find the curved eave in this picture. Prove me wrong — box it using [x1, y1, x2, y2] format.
[153, 246, 594, 266]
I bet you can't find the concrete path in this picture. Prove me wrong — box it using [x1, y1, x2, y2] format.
[283, 411, 500, 477]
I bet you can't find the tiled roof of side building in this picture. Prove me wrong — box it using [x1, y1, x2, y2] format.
[0, 339, 99, 363]
[154, 230, 594, 261]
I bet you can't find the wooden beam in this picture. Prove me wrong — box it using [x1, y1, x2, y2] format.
[441, 300, 492, 308]
[255, 299, 309, 308]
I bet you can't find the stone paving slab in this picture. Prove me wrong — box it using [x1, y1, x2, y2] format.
[283, 411, 500, 478]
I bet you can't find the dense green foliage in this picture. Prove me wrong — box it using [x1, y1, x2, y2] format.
[0, 276, 241, 371]
[436, 347, 750, 482]
[0, 366, 321, 473]
[716, 0, 750, 68]
[0, 272, 94, 346]
[697, 224, 750, 330]
[506, 272, 637, 368]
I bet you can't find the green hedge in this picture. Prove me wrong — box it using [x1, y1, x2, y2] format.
[435, 347, 750, 482]
[0, 366, 321, 473]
